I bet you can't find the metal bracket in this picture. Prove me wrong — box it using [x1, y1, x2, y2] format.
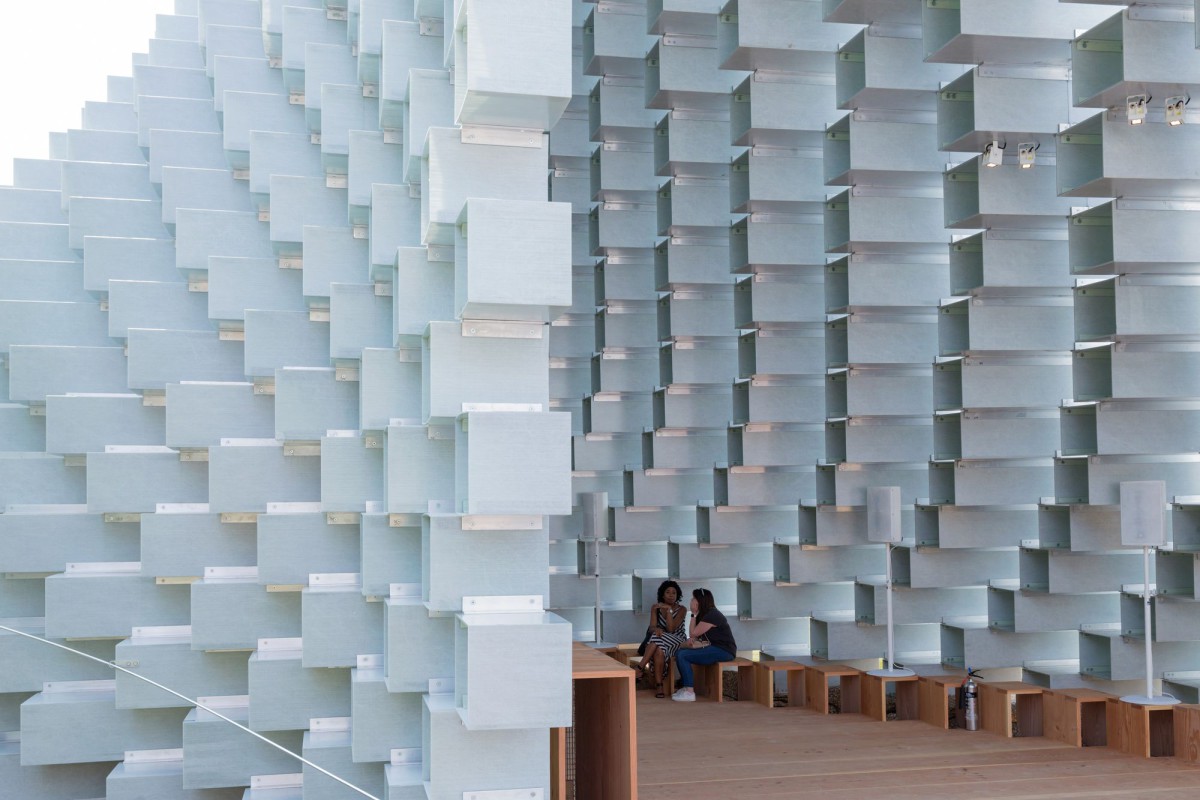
[155, 503, 209, 514]
[205, 566, 258, 580]
[460, 403, 543, 413]
[310, 716, 351, 732]
[124, 748, 183, 764]
[460, 320, 544, 339]
[661, 34, 716, 49]
[461, 515, 543, 531]
[267, 502, 322, 516]
[461, 595, 544, 614]
[460, 125, 543, 149]
[250, 774, 303, 789]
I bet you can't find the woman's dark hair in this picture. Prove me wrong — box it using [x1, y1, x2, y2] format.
[656, 580, 683, 604]
[692, 587, 716, 619]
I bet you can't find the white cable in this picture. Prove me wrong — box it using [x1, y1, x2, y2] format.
[0, 624, 381, 800]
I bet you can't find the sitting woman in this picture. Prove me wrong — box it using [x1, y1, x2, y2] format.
[637, 580, 687, 698]
[672, 588, 737, 702]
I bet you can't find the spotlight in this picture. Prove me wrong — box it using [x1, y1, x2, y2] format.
[1017, 142, 1039, 169]
[1127, 93, 1148, 125]
[982, 140, 1004, 168]
[1166, 95, 1189, 126]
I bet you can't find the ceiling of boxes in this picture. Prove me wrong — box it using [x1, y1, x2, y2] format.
[3, 0, 1200, 796]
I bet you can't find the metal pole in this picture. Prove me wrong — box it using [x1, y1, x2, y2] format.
[1144, 544, 1154, 701]
[594, 538, 602, 643]
[885, 542, 895, 671]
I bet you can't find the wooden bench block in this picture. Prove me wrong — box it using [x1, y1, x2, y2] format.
[1173, 704, 1200, 765]
[753, 661, 806, 710]
[596, 646, 623, 663]
[1042, 688, 1111, 747]
[918, 675, 962, 729]
[1107, 698, 1175, 758]
[978, 682, 1044, 738]
[803, 663, 861, 715]
[693, 657, 755, 703]
[859, 672, 920, 722]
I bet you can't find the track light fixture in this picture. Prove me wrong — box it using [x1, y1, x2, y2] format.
[982, 140, 1004, 168]
[1166, 95, 1189, 126]
[1017, 142, 1039, 169]
[1127, 93, 1149, 125]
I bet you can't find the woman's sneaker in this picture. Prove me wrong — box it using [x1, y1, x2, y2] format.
[671, 687, 695, 702]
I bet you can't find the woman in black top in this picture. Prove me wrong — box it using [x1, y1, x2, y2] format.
[671, 588, 737, 702]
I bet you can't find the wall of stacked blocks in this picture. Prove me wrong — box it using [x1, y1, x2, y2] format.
[4, 0, 1200, 796]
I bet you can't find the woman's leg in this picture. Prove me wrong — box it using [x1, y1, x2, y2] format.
[676, 646, 731, 687]
[641, 643, 660, 680]
[652, 647, 666, 694]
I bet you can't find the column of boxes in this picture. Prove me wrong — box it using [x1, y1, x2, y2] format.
[924, 0, 1113, 675]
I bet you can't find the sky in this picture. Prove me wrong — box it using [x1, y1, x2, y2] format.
[0, 0, 178, 185]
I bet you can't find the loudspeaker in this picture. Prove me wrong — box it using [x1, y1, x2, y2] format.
[866, 485, 901, 544]
[1120, 480, 1167, 547]
[580, 491, 609, 541]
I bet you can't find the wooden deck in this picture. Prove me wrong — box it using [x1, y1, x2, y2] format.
[635, 690, 1200, 799]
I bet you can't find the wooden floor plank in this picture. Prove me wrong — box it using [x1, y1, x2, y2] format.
[635, 690, 1200, 798]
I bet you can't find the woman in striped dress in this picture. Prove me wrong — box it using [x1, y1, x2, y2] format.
[639, 580, 687, 698]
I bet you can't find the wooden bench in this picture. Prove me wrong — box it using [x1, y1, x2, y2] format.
[1174, 704, 1200, 765]
[1108, 697, 1175, 758]
[918, 675, 963, 729]
[753, 661, 806, 709]
[979, 681, 1044, 738]
[694, 657, 755, 703]
[860, 672, 919, 722]
[804, 663, 861, 715]
[1042, 688, 1110, 747]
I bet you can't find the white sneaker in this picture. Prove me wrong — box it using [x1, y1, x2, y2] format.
[672, 687, 695, 702]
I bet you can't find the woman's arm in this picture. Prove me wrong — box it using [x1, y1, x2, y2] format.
[649, 603, 664, 634]
[684, 618, 715, 648]
[665, 606, 685, 633]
